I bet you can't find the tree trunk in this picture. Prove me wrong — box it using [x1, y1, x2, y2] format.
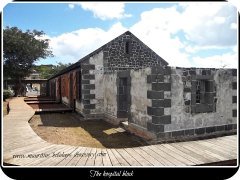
[13, 78, 26, 97]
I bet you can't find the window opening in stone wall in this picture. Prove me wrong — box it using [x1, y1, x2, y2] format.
[193, 78, 215, 113]
[196, 80, 205, 104]
[125, 41, 130, 54]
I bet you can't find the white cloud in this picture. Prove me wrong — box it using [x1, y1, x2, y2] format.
[214, 16, 226, 24]
[230, 22, 237, 29]
[49, 22, 127, 63]
[180, 3, 237, 46]
[133, 7, 182, 34]
[74, 2, 131, 20]
[48, 3, 237, 68]
[129, 3, 237, 67]
[68, 4, 75, 9]
[228, 0, 240, 11]
[184, 44, 234, 54]
[192, 52, 237, 68]
[130, 7, 192, 67]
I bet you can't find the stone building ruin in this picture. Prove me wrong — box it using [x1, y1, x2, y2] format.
[48, 31, 237, 141]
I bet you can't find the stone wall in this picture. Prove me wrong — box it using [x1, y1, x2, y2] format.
[77, 51, 105, 119]
[180, 68, 217, 114]
[80, 62, 96, 117]
[89, 51, 104, 115]
[76, 31, 170, 121]
[130, 68, 152, 128]
[102, 68, 153, 128]
[103, 73, 118, 123]
[163, 68, 237, 138]
[146, 66, 172, 138]
[103, 31, 168, 71]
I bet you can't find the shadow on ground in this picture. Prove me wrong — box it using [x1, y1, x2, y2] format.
[28, 103, 70, 110]
[29, 113, 147, 148]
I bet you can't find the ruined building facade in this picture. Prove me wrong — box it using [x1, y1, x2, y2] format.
[48, 31, 237, 141]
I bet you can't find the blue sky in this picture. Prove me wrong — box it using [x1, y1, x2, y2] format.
[3, 2, 238, 68]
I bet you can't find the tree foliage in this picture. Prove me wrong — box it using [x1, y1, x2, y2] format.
[3, 26, 53, 96]
[33, 62, 73, 79]
[3, 26, 53, 79]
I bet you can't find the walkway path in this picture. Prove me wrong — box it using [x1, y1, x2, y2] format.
[3, 98, 237, 166]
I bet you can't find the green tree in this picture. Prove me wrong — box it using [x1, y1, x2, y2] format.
[52, 62, 73, 75]
[32, 62, 72, 79]
[3, 26, 53, 96]
[32, 64, 55, 79]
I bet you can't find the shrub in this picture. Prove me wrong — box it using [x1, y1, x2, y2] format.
[3, 90, 13, 101]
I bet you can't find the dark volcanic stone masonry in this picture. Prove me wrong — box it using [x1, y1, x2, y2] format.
[181, 68, 217, 114]
[147, 66, 172, 134]
[81, 63, 96, 114]
[103, 32, 168, 71]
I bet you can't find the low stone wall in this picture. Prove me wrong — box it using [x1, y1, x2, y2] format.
[163, 67, 237, 139]
[126, 67, 237, 141]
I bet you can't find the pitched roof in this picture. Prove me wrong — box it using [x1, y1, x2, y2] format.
[48, 31, 168, 80]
